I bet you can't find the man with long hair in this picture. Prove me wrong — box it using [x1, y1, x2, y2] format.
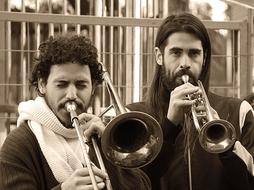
[128, 13, 254, 190]
[0, 34, 151, 190]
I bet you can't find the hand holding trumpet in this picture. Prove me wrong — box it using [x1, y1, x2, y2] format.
[166, 74, 236, 154]
[167, 76, 200, 126]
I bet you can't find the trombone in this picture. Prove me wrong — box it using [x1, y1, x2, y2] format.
[100, 63, 163, 168]
[182, 74, 236, 153]
[65, 102, 112, 190]
[65, 63, 163, 189]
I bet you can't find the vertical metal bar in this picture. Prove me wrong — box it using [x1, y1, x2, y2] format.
[35, 0, 40, 56]
[117, 0, 124, 103]
[27, 23, 31, 94]
[101, 0, 106, 109]
[6, 0, 11, 102]
[75, 0, 80, 34]
[163, 0, 168, 17]
[247, 9, 253, 95]
[235, 29, 240, 98]
[108, 0, 115, 101]
[110, 0, 114, 81]
[226, 31, 233, 86]
[0, 0, 6, 104]
[49, 0, 54, 36]
[125, 0, 133, 104]
[155, 0, 159, 18]
[93, 0, 102, 115]
[63, 0, 68, 33]
[89, 0, 93, 39]
[232, 30, 237, 97]
[21, 0, 27, 100]
[250, 9, 254, 92]
[144, 0, 149, 95]
[133, 0, 141, 102]
[147, 0, 156, 89]
[239, 20, 249, 98]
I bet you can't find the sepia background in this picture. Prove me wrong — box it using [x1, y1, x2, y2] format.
[0, 0, 253, 147]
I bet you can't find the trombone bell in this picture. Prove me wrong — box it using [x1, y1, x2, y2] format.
[101, 111, 163, 168]
[100, 62, 163, 168]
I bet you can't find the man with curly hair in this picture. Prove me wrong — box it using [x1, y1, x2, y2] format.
[0, 34, 151, 190]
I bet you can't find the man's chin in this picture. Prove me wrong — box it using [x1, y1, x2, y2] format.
[61, 119, 73, 128]
[57, 112, 72, 128]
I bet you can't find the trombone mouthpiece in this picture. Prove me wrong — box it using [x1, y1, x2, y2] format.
[182, 75, 189, 84]
[65, 102, 77, 112]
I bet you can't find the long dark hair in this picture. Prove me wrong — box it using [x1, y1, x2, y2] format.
[146, 13, 212, 124]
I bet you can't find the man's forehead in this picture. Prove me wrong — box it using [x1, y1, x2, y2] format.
[48, 63, 91, 81]
[166, 32, 203, 49]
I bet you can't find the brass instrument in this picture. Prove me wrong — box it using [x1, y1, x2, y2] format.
[65, 102, 112, 190]
[100, 63, 163, 168]
[65, 63, 163, 189]
[182, 74, 236, 154]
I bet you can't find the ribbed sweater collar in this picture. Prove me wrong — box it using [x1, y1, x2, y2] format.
[17, 96, 83, 138]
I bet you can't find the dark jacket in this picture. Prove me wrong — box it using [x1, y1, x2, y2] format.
[0, 122, 151, 190]
[127, 92, 254, 190]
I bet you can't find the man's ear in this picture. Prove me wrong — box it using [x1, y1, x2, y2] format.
[38, 78, 46, 95]
[154, 47, 163, 66]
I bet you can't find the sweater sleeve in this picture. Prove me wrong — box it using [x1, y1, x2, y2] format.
[0, 129, 39, 190]
[219, 101, 254, 190]
[0, 123, 60, 190]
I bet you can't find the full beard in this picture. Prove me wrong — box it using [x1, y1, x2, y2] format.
[161, 65, 198, 91]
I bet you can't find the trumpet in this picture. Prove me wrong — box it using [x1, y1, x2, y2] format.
[182, 74, 236, 154]
[100, 63, 163, 168]
[65, 102, 112, 190]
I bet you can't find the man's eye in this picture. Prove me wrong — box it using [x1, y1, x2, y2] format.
[169, 51, 180, 57]
[56, 83, 67, 88]
[189, 50, 201, 58]
[76, 84, 87, 89]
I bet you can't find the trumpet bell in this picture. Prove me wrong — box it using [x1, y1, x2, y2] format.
[101, 111, 163, 168]
[199, 119, 236, 154]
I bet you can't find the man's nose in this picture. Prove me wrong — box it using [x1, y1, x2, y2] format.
[179, 54, 191, 69]
[66, 85, 78, 100]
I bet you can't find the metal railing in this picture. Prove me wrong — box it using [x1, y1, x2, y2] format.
[0, 1, 253, 143]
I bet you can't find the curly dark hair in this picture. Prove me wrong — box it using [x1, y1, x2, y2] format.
[30, 34, 103, 95]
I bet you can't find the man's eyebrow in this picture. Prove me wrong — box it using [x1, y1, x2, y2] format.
[189, 48, 202, 52]
[169, 47, 183, 51]
[53, 78, 68, 82]
[76, 80, 89, 83]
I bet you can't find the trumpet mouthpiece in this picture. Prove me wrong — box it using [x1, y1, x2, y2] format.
[182, 75, 189, 84]
[65, 102, 77, 112]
